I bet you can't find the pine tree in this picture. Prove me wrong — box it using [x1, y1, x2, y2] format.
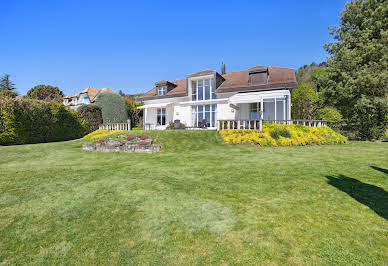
[0, 74, 16, 92]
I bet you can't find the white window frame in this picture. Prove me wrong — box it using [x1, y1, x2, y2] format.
[157, 108, 166, 126]
[191, 104, 217, 127]
[191, 78, 215, 101]
[158, 86, 166, 96]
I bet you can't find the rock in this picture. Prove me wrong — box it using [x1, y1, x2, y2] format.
[82, 135, 161, 153]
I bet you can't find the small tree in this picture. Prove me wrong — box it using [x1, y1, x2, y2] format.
[292, 82, 319, 120]
[125, 99, 143, 128]
[27, 85, 64, 102]
[0, 74, 17, 95]
[94, 92, 128, 123]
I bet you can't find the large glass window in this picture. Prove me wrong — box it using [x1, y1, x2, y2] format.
[263, 98, 275, 120]
[158, 86, 166, 96]
[192, 104, 217, 127]
[276, 97, 286, 120]
[84, 96, 90, 104]
[157, 108, 166, 125]
[192, 78, 216, 101]
[250, 103, 260, 120]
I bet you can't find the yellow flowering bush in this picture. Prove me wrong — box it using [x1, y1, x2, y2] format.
[83, 129, 126, 140]
[219, 124, 347, 146]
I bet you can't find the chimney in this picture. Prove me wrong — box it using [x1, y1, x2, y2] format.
[221, 61, 226, 75]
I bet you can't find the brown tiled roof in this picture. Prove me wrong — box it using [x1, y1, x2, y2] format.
[65, 87, 116, 102]
[187, 70, 215, 78]
[137, 65, 296, 100]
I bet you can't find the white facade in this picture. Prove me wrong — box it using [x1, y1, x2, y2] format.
[140, 87, 291, 130]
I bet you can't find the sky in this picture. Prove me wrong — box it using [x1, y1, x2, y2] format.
[0, 0, 348, 96]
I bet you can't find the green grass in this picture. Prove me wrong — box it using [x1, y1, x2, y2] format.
[0, 130, 387, 265]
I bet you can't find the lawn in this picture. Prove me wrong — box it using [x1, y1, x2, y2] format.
[0, 130, 387, 265]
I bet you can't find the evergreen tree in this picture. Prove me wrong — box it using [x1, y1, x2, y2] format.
[0, 74, 17, 92]
[323, 0, 388, 139]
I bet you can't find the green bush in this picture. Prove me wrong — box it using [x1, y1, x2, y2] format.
[49, 103, 89, 142]
[94, 92, 128, 123]
[0, 97, 89, 145]
[166, 121, 186, 130]
[270, 128, 291, 139]
[315, 107, 342, 127]
[78, 104, 103, 131]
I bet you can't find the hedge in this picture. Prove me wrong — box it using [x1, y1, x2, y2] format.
[78, 104, 103, 131]
[0, 97, 89, 145]
[220, 124, 347, 146]
[94, 92, 128, 123]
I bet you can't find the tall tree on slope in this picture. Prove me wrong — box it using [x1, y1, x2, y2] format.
[323, 0, 388, 139]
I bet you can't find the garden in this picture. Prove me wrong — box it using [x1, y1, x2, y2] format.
[0, 130, 387, 264]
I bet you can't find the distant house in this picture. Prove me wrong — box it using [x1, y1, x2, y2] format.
[63, 87, 115, 110]
[136, 65, 297, 129]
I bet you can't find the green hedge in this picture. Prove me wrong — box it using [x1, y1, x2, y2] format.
[0, 97, 89, 145]
[94, 92, 128, 123]
[78, 104, 103, 132]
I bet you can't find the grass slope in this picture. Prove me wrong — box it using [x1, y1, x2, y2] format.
[0, 130, 387, 265]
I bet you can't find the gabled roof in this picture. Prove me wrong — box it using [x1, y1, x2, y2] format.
[64, 87, 115, 103]
[136, 65, 297, 101]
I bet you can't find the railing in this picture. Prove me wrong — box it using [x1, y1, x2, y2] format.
[217, 119, 327, 131]
[99, 120, 131, 131]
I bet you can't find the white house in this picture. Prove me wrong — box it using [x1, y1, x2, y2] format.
[136, 65, 297, 129]
[64, 87, 115, 110]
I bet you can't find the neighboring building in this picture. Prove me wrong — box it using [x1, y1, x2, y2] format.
[136, 65, 297, 129]
[64, 87, 115, 110]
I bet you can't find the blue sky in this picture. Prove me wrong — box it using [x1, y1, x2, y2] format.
[0, 0, 348, 96]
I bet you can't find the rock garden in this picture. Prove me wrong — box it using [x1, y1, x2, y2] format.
[83, 134, 161, 153]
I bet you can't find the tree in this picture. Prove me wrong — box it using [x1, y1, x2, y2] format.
[0, 74, 17, 93]
[118, 89, 125, 97]
[94, 92, 128, 123]
[124, 98, 143, 128]
[322, 0, 388, 140]
[27, 85, 64, 102]
[291, 82, 319, 120]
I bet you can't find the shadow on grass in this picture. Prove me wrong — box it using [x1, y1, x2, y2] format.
[326, 175, 388, 221]
[370, 166, 388, 175]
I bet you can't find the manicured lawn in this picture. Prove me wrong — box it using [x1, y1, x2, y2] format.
[0, 130, 387, 265]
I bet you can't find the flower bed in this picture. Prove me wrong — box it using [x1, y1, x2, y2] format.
[219, 124, 347, 146]
[83, 129, 126, 140]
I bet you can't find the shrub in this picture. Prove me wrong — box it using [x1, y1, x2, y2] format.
[94, 92, 128, 123]
[82, 129, 126, 140]
[315, 107, 342, 127]
[0, 97, 89, 145]
[219, 124, 347, 147]
[166, 121, 186, 130]
[78, 104, 103, 131]
[48, 102, 89, 142]
[270, 128, 291, 139]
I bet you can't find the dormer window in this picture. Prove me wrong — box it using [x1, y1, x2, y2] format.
[249, 66, 268, 85]
[191, 78, 216, 101]
[157, 86, 166, 96]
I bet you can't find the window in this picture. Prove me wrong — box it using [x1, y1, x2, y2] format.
[263, 98, 275, 120]
[84, 96, 90, 104]
[192, 104, 216, 127]
[192, 78, 216, 101]
[158, 86, 166, 96]
[157, 108, 166, 125]
[250, 103, 260, 120]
